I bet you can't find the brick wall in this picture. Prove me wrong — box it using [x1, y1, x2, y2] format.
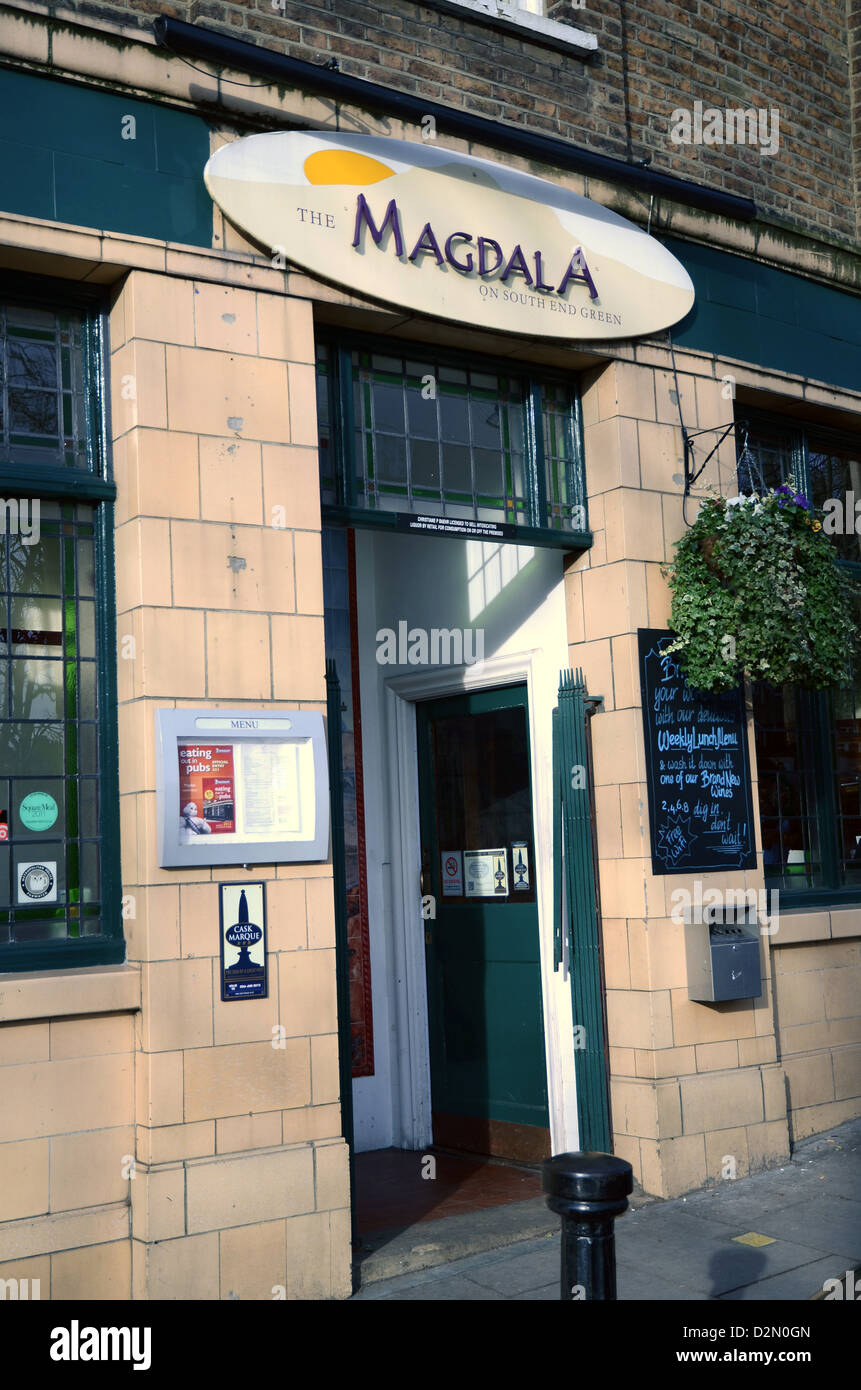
[46, 0, 858, 247]
[849, 0, 861, 238]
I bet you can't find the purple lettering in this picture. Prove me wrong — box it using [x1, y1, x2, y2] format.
[352, 194, 404, 257]
[408, 222, 444, 264]
[445, 232, 474, 273]
[477, 237, 503, 277]
[533, 251, 555, 292]
[501, 244, 533, 286]
[557, 247, 598, 300]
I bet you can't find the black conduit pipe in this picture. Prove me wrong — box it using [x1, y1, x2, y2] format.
[153, 15, 757, 224]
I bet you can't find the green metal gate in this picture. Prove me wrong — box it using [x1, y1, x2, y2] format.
[552, 668, 612, 1152]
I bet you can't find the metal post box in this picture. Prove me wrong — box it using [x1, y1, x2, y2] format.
[684, 905, 762, 1002]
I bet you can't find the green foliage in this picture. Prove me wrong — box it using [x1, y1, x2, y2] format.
[664, 487, 860, 693]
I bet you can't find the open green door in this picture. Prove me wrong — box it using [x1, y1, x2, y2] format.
[416, 683, 550, 1162]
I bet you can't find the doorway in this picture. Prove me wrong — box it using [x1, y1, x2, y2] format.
[416, 683, 551, 1162]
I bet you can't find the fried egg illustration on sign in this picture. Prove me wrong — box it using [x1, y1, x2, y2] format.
[204, 132, 694, 340]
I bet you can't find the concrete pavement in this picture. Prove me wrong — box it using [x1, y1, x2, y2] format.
[352, 1118, 861, 1300]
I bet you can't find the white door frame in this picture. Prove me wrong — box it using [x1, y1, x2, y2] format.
[383, 648, 577, 1153]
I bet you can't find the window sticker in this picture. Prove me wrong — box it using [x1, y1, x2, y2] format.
[19, 792, 59, 832]
[441, 850, 463, 897]
[464, 848, 508, 898]
[511, 841, 530, 891]
[18, 861, 57, 903]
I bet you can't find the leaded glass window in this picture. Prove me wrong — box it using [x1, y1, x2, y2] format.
[0, 277, 120, 970]
[315, 340, 587, 541]
[0, 503, 103, 942]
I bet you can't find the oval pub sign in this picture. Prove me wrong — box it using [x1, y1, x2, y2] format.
[204, 132, 695, 341]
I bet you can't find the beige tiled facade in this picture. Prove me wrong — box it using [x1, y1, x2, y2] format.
[0, 270, 350, 1300]
[111, 271, 349, 1300]
[0, 247, 857, 1289]
[567, 358, 861, 1195]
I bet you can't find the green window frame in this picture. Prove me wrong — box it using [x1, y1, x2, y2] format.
[0, 272, 122, 973]
[739, 409, 861, 908]
[315, 333, 591, 548]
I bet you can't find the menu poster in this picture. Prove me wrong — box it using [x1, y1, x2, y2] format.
[638, 629, 757, 875]
[178, 743, 236, 838]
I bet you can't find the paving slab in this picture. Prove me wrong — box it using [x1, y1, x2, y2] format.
[371, 1272, 502, 1301]
[717, 1255, 856, 1301]
[729, 1196, 861, 1264]
[464, 1246, 559, 1296]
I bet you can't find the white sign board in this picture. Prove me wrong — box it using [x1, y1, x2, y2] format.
[204, 131, 695, 341]
[464, 848, 509, 897]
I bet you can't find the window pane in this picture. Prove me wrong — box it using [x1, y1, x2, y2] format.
[752, 683, 823, 891]
[808, 440, 861, 564]
[542, 383, 584, 532]
[736, 420, 796, 495]
[0, 305, 89, 470]
[441, 443, 471, 495]
[314, 344, 337, 505]
[410, 439, 440, 492]
[407, 387, 437, 438]
[7, 534, 62, 595]
[831, 605, 861, 887]
[430, 705, 536, 904]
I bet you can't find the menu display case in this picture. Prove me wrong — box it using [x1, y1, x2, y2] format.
[155, 709, 329, 868]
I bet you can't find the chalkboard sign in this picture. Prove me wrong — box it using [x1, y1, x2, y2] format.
[638, 629, 757, 875]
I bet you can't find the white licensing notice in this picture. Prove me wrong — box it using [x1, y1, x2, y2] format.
[464, 848, 509, 897]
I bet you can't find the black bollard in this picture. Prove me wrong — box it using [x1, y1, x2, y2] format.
[541, 1151, 634, 1300]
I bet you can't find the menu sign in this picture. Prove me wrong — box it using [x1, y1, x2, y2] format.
[638, 629, 757, 875]
[157, 709, 328, 869]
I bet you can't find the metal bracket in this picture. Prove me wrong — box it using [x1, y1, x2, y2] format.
[682, 419, 739, 495]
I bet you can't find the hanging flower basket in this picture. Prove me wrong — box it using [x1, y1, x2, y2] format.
[663, 485, 860, 693]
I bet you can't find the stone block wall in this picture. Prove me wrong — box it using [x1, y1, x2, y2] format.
[567, 354, 791, 1197]
[110, 267, 351, 1299]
